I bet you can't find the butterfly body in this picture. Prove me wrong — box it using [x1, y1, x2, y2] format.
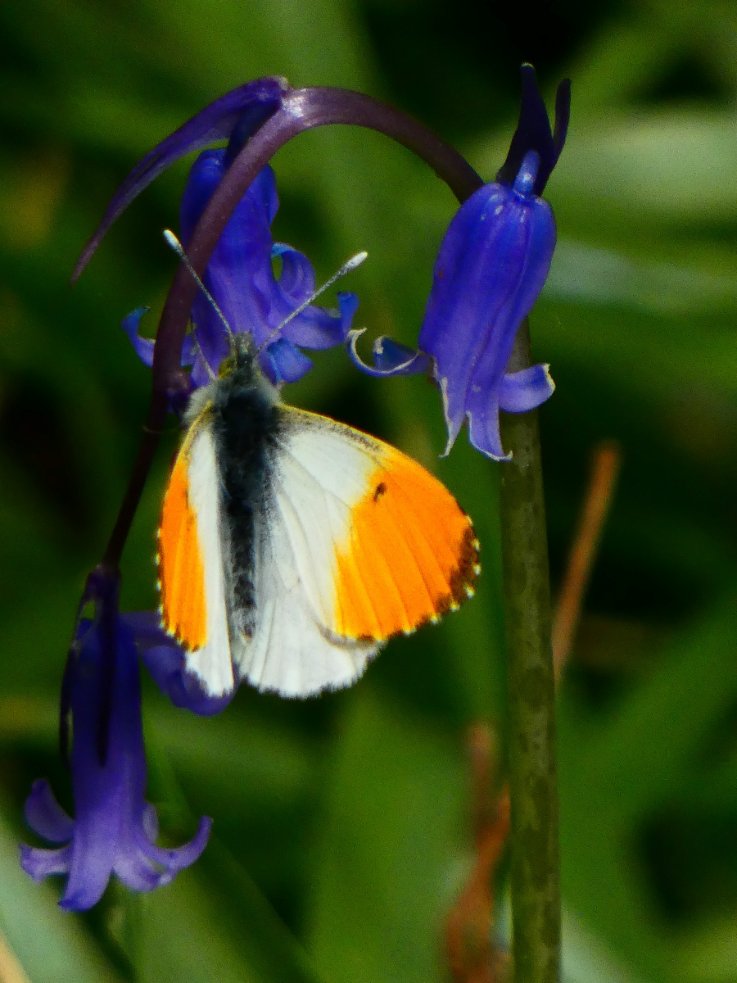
[158, 335, 479, 698]
[206, 343, 279, 639]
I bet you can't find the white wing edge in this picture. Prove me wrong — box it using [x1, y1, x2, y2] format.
[182, 421, 236, 697]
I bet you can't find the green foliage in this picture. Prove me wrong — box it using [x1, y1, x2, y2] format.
[1, 0, 737, 980]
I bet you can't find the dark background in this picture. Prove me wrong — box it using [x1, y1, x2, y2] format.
[1, 1, 736, 980]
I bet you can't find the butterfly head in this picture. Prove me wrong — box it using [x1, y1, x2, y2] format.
[163, 229, 366, 392]
[215, 330, 265, 387]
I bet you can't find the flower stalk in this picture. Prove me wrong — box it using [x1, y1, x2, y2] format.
[500, 320, 560, 983]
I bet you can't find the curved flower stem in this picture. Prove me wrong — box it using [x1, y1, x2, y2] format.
[500, 319, 560, 983]
[152, 86, 482, 390]
[101, 85, 482, 573]
[100, 392, 170, 570]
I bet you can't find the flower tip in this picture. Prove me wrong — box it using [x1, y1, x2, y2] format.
[469, 432, 514, 463]
[439, 437, 455, 460]
[59, 890, 95, 913]
[18, 845, 42, 883]
[159, 814, 213, 873]
[73, 76, 291, 279]
[347, 329, 429, 378]
[497, 63, 571, 196]
[492, 447, 514, 463]
[347, 326, 367, 347]
[552, 79, 571, 161]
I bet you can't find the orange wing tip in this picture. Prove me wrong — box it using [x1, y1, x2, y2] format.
[158, 604, 204, 653]
[332, 459, 481, 641]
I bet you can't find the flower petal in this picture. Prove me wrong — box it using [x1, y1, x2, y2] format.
[113, 849, 171, 895]
[261, 338, 313, 384]
[272, 242, 315, 305]
[271, 262, 359, 351]
[122, 308, 155, 367]
[347, 329, 430, 378]
[498, 364, 555, 413]
[142, 643, 233, 716]
[74, 77, 289, 278]
[131, 610, 234, 714]
[60, 817, 122, 911]
[122, 610, 174, 649]
[24, 780, 74, 843]
[19, 843, 72, 881]
[139, 816, 212, 872]
[467, 395, 510, 462]
[553, 78, 572, 163]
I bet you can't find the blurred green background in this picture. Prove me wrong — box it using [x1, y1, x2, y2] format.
[2, 0, 737, 980]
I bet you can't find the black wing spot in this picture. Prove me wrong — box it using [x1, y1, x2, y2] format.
[373, 481, 387, 502]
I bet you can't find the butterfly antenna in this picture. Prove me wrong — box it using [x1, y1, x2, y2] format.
[163, 229, 233, 380]
[258, 250, 368, 353]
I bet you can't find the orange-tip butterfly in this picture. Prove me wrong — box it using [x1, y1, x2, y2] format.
[157, 236, 479, 698]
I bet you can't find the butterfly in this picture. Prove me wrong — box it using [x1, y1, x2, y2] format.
[156, 238, 479, 698]
[157, 334, 480, 698]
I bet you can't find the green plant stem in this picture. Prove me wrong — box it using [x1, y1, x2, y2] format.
[499, 320, 560, 983]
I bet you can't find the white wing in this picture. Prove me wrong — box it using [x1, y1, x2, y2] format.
[229, 407, 477, 697]
[164, 404, 477, 700]
[158, 416, 236, 697]
[231, 410, 382, 696]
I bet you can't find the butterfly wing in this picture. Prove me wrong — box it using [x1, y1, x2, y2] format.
[230, 406, 479, 696]
[158, 402, 479, 699]
[157, 404, 236, 696]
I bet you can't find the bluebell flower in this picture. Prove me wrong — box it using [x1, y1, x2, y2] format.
[349, 65, 569, 460]
[417, 149, 557, 460]
[73, 74, 357, 390]
[178, 150, 358, 387]
[123, 152, 359, 389]
[20, 581, 211, 910]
